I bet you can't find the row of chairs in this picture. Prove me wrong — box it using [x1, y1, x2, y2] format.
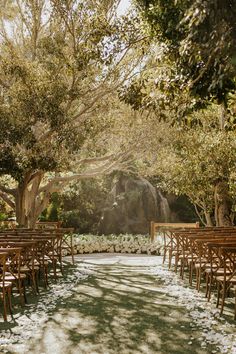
[0, 227, 74, 321]
[158, 226, 236, 319]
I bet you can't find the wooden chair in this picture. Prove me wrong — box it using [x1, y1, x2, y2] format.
[206, 241, 236, 301]
[0, 252, 13, 321]
[0, 246, 27, 305]
[60, 228, 75, 264]
[1, 238, 48, 291]
[215, 246, 236, 318]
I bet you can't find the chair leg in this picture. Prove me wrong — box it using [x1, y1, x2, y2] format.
[208, 275, 215, 301]
[195, 268, 199, 289]
[234, 288, 236, 320]
[2, 288, 8, 322]
[205, 273, 209, 297]
[7, 287, 13, 315]
[197, 268, 202, 292]
[18, 279, 25, 306]
[31, 271, 39, 294]
[216, 282, 221, 308]
[42, 267, 48, 289]
[23, 280, 27, 304]
[181, 259, 185, 279]
[174, 253, 178, 272]
[71, 248, 75, 265]
[189, 261, 193, 286]
[220, 283, 226, 316]
[35, 271, 40, 293]
[45, 265, 49, 286]
[52, 260, 57, 279]
[168, 250, 172, 269]
[162, 248, 166, 264]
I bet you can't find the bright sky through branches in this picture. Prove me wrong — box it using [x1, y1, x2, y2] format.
[117, 0, 131, 15]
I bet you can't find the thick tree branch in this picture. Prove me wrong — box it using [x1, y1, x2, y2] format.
[38, 152, 131, 194]
[194, 203, 206, 226]
[0, 185, 16, 196]
[0, 191, 15, 209]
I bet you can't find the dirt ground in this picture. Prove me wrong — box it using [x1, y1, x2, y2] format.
[1, 254, 236, 354]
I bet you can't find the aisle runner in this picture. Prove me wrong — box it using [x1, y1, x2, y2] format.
[150, 264, 236, 354]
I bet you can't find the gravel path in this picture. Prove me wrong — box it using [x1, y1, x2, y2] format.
[2, 254, 236, 354]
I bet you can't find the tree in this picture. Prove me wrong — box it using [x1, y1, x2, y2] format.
[135, 0, 236, 104]
[59, 176, 111, 233]
[0, 0, 144, 227]
[137, 105, 236, 226]
[124, 0, 236, 225]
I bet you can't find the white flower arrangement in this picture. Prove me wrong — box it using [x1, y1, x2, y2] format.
[63, 234, 161, 256]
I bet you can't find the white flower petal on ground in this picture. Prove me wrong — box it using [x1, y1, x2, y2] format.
[0, 264, 93, 352]
[150, 263, 236, 354]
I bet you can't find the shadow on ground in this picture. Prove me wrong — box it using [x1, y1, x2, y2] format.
[4, 255, 225, 354]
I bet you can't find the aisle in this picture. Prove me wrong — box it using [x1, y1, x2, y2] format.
[5, 254, 236, 354]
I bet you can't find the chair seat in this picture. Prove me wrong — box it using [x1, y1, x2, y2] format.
[194, 261, 208, 268]
[5, 273, 27, 281]
[195, 263, 203, 268]
[0, 281, 12, 288]
[205, 267, 218, 273]
[44, 256, 51, 260]
[213, 268, 231, 275]
[216, 275, 236, 283]
[20, 266, 39, 272]
[41, 260, 49, 266]
[179, 255, 193, 261]
[204, 263, 215, 267]
[38, 257, 49, 265]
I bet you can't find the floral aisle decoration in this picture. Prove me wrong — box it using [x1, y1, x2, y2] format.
[67, 234, 161, 255]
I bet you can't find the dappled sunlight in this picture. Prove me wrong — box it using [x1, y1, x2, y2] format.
[2, 254, 232, 354]
[0, 1, 236, 353]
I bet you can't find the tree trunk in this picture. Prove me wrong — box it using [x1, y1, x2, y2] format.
[219, 103, 227, 130]
[214, 180, 233, 227]
[15, 183, 29, 227]
[193, 202, 214, 227]
[204, 211, 213, 227]
[15, 173, 44, 228]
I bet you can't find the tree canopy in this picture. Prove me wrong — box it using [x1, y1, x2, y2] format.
[0, 0, 145, 226]
[135, 0, 236, 104]
[121, 1, 236, 226]
[1, 0, 236, 228]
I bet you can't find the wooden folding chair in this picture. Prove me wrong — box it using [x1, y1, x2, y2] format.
[3, 246, 27, 305]
[215, 246, 236, 318]
[0, 252, 13, 321]
[60, 228, 75, 264]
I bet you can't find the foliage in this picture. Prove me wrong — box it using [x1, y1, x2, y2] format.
[59, 177, 111, 233]
[119, 0, 236, 137]
[135, 0, 236, 105]
[0, 0, 141, 180]
[0, 0, 144, 226]
[168, 195, 197, 223]
[46, 193, 60, 221]
[137, 105, 236, 225]
[0, 213, 7, 221]
[118, 1, 236, 226]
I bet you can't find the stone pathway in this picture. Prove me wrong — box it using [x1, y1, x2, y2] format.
[2, 254, 236, 354]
